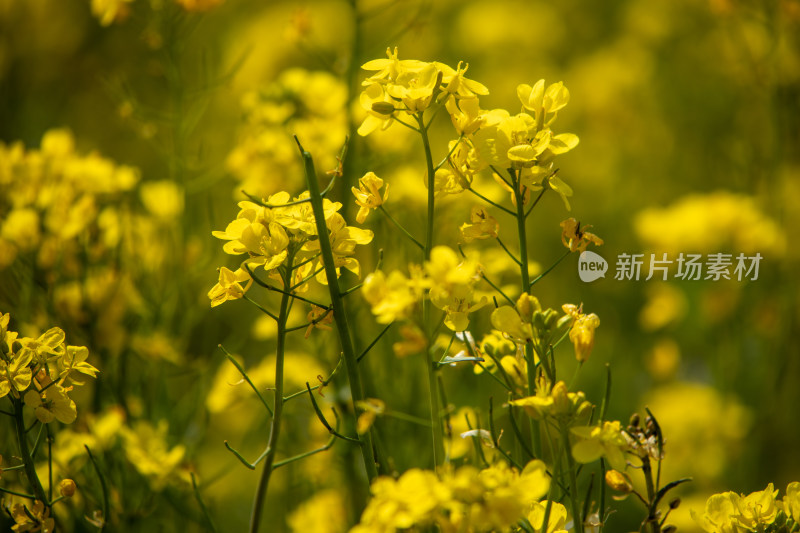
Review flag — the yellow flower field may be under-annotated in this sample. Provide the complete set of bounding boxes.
[2,1,799,531]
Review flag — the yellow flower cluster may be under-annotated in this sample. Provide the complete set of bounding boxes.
[227,69,348,199]
[491,293,551,346]
[121,419,191,491]
[471,81,579,208]
[510,378,592,424]
[0,129,138,271]
[644,382,752,486]
[210,191,373,305]
[362,246,486,332]
[0,312,98,424]
[634,190,786,256]
[358,48,488,135]
[288,489,348,533]
[351,460,551,533]
[693,482,800,532]
[357,48,578,206]
[570,420,630,472]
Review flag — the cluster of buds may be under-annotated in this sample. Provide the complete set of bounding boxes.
[625,412,666,461]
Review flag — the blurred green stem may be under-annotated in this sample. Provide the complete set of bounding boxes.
[559,421,584,533]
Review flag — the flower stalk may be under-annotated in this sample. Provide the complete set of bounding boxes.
[510,168,545,459]
[13,396,48,504]
[417,111,445,467]
[297,138,379,482]
[249,283,291,533]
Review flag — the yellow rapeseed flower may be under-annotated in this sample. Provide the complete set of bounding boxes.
[562,303,600,362]
[121,420,188,491]
[10,500,54,533]
[570,420,630,472]
[528,500,569,533]
[207,267,252,307]
[459,206,499,243]
[352,172,388,224]
[425,246,487,331]
[24,385,78,424]
[560,217,604,253]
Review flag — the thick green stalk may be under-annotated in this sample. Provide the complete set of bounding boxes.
[416,113,445,467]
[298,142,379,482]
[249,286,290,533]
[13,397,48,504]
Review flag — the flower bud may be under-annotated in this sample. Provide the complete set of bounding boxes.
[552,381,570,415]
[544,308,559,329]
[59,478,76,498]
[556,314,573,330]
[605,470,632,493]
[516,293,540,323]
[533,311,547,333]
[371,102,395,115]
[669,498,681,509]
[663,526,677,533]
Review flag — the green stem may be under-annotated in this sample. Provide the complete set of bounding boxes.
[513,170,530,290]
[84,445,108,532]
[642,456,661,533]
[598,459,607,533]
[384,410,432,427]
[191,473,219,533]
[416,112,445,468]
[417,113,436,260]
[496,236,522,266]
[13,397,47,504]
[248,284,290,533]
[0,486,36,499]
[541,442,564,533]
[467,187,516,216]
[529,250,571,289]
[560,422,585,533]
[378,205,424,250]
[297,138,379,482]
[511,168,543,459]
